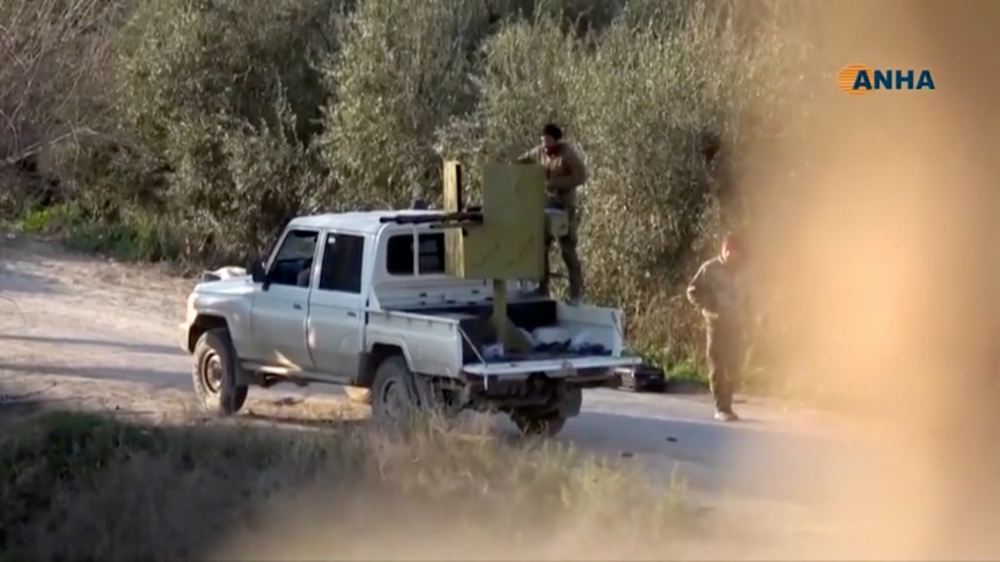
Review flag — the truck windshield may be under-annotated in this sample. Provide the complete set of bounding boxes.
[386,232,446,276]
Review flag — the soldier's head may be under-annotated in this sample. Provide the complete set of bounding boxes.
[542,123,563,151]
[721,231,742,263]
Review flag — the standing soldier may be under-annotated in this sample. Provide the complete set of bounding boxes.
[686,232,750,422]
[518,123,588,304]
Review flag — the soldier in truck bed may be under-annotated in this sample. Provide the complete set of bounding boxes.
[517,123,588,305]
[686,232,750,422]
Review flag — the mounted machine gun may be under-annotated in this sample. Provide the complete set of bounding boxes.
[380,161,569,355]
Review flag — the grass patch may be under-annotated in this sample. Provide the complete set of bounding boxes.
[669,359,705,384]
[0,410,701,561]
[13,203,181,263]
[630,343,708,386]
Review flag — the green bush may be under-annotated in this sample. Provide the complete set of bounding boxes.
[319,0,497,207]
[43,0,344,264]
[5,0,812,377]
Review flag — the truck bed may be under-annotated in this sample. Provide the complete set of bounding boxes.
[394,298,615,363]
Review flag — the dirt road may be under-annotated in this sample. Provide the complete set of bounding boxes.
[0,235,882,530]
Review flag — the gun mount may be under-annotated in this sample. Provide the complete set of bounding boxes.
[380,161,569,354]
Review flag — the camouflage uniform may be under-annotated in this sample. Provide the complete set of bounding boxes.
[518,142,588,300]
[686,256,750,414]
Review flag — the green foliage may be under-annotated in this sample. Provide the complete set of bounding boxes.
[44,0,343,264]
[319,0,495,207]
[114,0,341,144]
[5,0,813,376]
[14,202,180,262]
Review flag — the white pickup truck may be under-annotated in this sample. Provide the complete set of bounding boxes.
[179,210,641,436]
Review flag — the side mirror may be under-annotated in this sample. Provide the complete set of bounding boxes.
[250,258,267,284]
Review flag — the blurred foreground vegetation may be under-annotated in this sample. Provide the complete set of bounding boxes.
[0,409,703,560]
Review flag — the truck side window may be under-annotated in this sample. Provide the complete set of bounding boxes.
[268,229,318,287]
[386,233,446,276]
[319,233,365,294]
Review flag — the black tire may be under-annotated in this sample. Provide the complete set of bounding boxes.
[511,411,568,438]
[370,355,419,427]
[192,328,248,416]
[344,386,373,405]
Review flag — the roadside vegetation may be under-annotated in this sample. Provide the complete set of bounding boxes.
[0,409,705,560]
[0,0,814,385]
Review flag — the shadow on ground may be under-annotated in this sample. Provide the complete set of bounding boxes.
[0,263,64,295]
[0,399,45,433]
[0,361,184,390]
[0,334,184,357]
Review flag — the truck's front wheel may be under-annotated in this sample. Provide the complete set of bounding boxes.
[192,328,248,416]
[371,356,419,427]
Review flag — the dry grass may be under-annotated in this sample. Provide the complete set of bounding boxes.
[0,408,702,561]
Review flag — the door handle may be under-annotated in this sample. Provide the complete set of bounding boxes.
[293,303,302,310]
[347,311,357,318]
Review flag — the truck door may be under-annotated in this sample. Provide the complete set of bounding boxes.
[307,231,366,379]
[250,228,319,370]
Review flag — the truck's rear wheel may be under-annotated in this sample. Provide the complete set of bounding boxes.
[192,328,248,416]
[344,386,373,405]
[371,356,419,427]
[511,411,567,438]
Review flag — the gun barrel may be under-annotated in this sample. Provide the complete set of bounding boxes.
[379,211,483,225]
